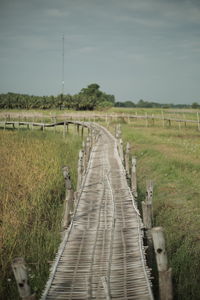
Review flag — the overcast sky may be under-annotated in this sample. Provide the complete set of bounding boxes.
[0,0,200,103]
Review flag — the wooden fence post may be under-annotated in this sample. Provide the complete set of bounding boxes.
[54,116,57,133]
[4,115,6,130]
[77,124,80,135]
[12,257,35,300]
[197,112,200,131]
[118,138,124,164]
[77,149,84,191]
[81,126,84,138]
[151,227,173,300]
[125,142,130,178]
[131,156,137,198]
[162,110,165,128]
[62,167,74,230]
[82,141,86,173]
[85,136,91,165]
[142,180,153,229]
[63,121,67,138]
[145,112,148,127]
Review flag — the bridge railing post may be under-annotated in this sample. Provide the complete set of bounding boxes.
[62,166,74,230]
[131,156,137,198]
[142,180,153,230]
[125,142,130,179]
[142,180,154,271]
[77,149,84,191]
[151,227,173,300]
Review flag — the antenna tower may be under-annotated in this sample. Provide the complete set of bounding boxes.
[62,34,64,95]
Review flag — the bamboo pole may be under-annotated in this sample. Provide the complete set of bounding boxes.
[131,156,137,198]
[151,227,173,300]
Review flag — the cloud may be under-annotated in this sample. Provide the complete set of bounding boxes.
[78,46,96,54]
[45,8,69,18]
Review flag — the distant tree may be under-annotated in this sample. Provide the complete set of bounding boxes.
[124,101,136,108]
[191,102,200,109]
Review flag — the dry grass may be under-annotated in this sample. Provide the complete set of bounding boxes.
[0,128,82,299]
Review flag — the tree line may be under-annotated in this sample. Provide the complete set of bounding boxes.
[0,83,199,110]
[115,99,200,109]
[0,84,115,110]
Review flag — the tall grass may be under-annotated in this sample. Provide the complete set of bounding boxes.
[119,123,200,299]
[0,128,82,299]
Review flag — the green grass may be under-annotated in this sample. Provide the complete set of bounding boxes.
[0,128,82,299]
[118,123,200,300]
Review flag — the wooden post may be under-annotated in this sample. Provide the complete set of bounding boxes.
[77,149,84,191]
[125,142,130,178]
[12,257,35,300]
[115,124,121,139]
[145,112,148,127]
[152,114,155,126]
[142,180,153,229]
[197,112,200,131]
[81,126,84,138]
[77,124,80,135]
[63,121,66,138]
[85,136,91,166]
[62,167,74,230]
[118,138,124,164]
[151,227,173,300]
[82,141,86,173]
[4,115,6,130]
[131,157,137,198]
[54,116,57,133]
[162,110,165,128]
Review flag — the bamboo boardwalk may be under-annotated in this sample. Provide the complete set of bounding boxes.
[41,124,153,300]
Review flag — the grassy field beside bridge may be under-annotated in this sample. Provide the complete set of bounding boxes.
[116,121,200,300]
[0,128,82,299]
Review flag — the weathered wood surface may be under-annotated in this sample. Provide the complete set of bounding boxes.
[40,123,153,300]
[151,227,173,300]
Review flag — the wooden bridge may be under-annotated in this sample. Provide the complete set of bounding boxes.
[1,120,154,299]
[41,123,153,300]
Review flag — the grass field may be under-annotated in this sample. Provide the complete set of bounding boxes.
[0,128,82,299]
[1,109,200,299]
[114,121,200,300]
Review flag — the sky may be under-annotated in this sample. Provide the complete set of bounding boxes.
[0,0,200,104]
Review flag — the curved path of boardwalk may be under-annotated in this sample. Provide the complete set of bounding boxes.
[40,123,153,300]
